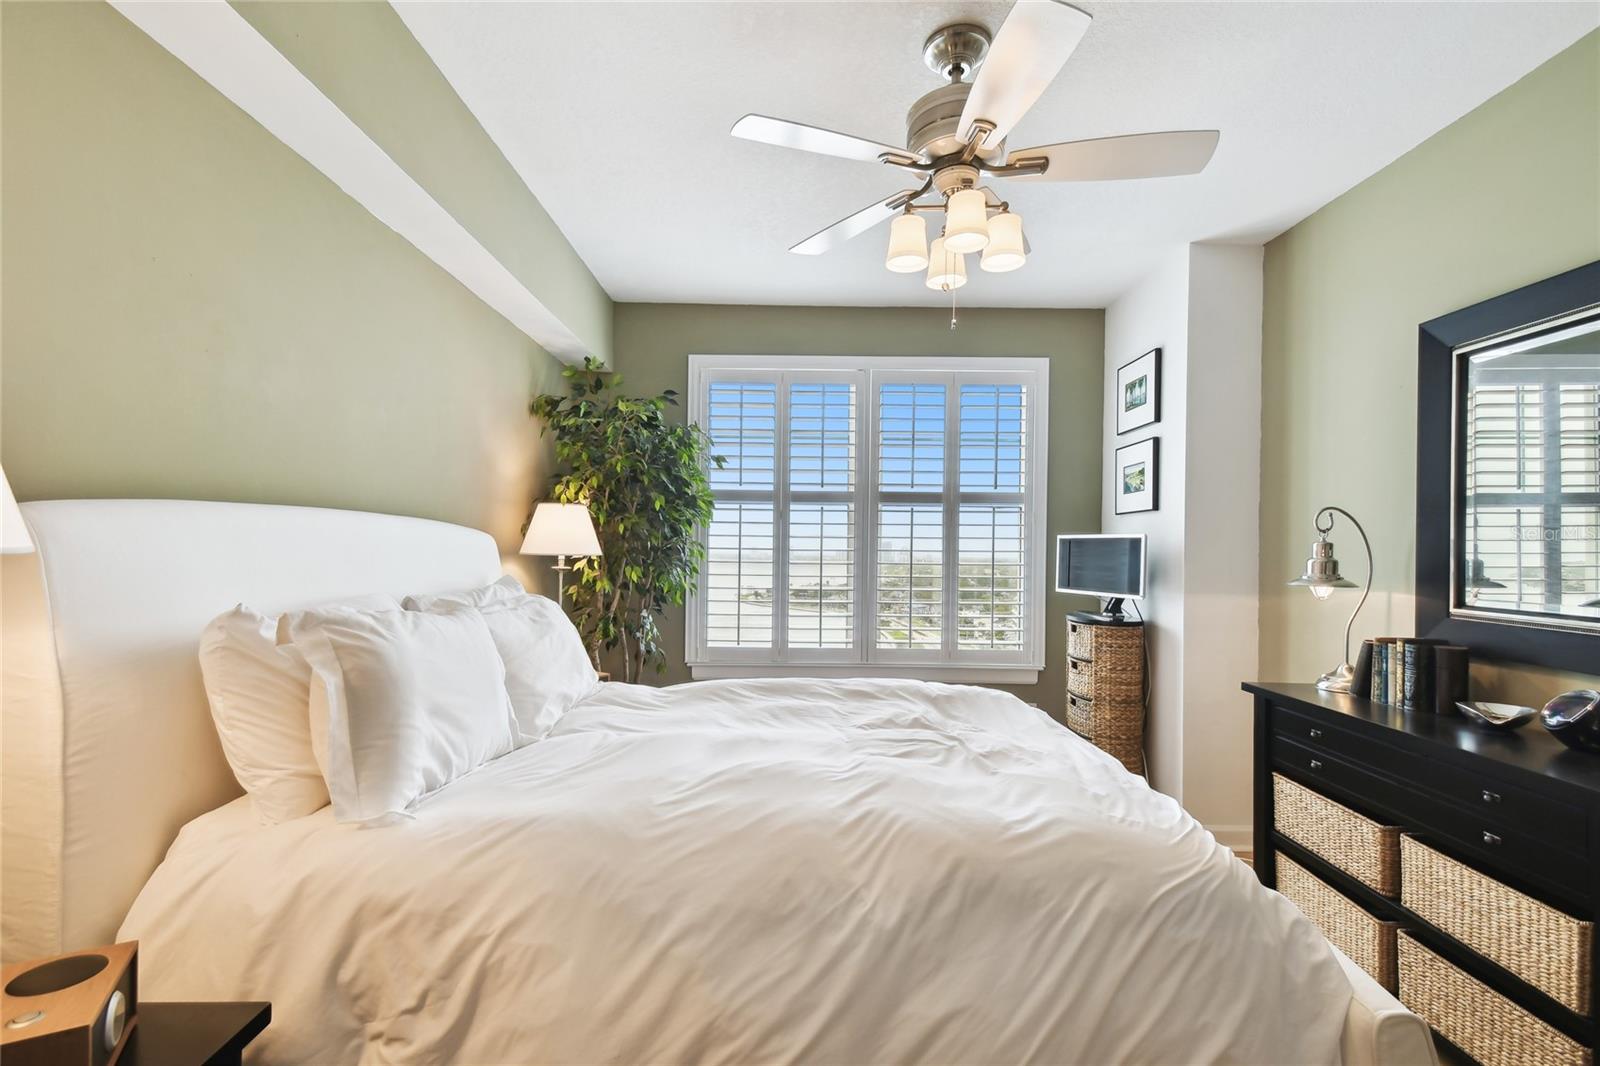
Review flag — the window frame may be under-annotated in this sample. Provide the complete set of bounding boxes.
[686,354,1049,683]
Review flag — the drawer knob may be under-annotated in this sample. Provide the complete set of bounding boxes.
[1482,831,1502,846]
[1309,728,1323,740]
[1309,759,1323,771]
[1481,789,1501,804]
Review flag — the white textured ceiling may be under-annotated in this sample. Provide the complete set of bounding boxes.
[396,1,1596,309]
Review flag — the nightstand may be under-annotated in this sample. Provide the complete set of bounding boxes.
[122,1002,270,1066]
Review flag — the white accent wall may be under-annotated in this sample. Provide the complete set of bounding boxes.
[1102,243,1264,849]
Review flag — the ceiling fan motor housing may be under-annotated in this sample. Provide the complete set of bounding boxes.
[906,84,1006,165]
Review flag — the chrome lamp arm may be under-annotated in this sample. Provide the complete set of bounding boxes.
[1316,505,1372,669]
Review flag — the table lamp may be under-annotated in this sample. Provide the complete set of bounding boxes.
[2,466,34,554]
[1287,505,1371,692]
[520,502,601,603]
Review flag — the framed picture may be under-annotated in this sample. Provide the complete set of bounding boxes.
[1116,348,1161,435]
[1114,438,1158,514]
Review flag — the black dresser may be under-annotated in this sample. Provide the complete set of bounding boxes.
[1245,682,1600,1066]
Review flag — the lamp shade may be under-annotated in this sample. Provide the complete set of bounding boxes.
[884,212,928,273]
[942,188,989,254]
[980,211,1026,273]
[924,236,967,291]
[520,502,601,557]
[1287,536,1357,600]
[1,466,32,554]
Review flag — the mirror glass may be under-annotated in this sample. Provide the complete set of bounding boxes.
[1456,310,1600,631]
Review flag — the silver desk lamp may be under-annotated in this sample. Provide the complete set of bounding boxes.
[1287,505,1371,693]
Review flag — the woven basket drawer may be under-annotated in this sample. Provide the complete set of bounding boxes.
[1398,932,1592,1066]
[1067,621,1094,660]
[1065,691,1094,738]
[1276,853,1398,991]
[1272,773,1401,896]
[1066,655,1095,699]
[1401,835,1593,1016]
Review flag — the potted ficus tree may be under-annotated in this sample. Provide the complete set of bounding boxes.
[531,359,722,682]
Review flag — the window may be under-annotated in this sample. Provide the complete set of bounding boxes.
[688,356,1048,681]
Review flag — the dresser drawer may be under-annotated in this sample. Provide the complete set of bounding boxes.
[1398,932,1593,1066]
[1277,852,1398,991]
[1272,771,1401,896]
[1274,706,1588,856]
[1402,835,1593,1016]
[1275,738,1589,904]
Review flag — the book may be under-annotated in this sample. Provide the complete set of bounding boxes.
[1388,640,1402,706]
[1371,641,1389,704]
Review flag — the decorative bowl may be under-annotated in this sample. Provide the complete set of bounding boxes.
[1541,690,1600,754]
[1455,701,1538,731]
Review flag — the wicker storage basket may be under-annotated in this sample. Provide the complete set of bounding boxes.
[1271,774,1402,896]
[1064,692,1143,776]
[1401,835,1593,1016]
[1276,853,1399,991]
[1066,655,1095,699]
[1067,620,1095,660]
[1398,932,1592,1066]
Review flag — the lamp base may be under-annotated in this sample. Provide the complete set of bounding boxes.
[1315,662,1355,693]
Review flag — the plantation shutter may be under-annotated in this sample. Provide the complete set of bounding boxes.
[689,356,1046,677]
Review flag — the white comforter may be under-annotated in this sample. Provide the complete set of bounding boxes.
[121,677,1350,1065]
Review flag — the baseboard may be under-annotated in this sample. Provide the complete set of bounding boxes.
[1207,824,1253,852]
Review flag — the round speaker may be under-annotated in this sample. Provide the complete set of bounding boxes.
[4,954,108,997]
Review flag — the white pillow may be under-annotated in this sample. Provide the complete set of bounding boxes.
[283,606,519,824]
[198,594,397,824]
[405,576,601,740]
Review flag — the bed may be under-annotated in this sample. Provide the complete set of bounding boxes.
[1,499,1436,1064]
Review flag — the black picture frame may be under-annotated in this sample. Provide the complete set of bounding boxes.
[1115,348,1161,435]
[1416,259,1600,673]
[1113,437,1158,514]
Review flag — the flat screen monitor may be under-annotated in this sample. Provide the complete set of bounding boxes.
[1054,533,1146,600]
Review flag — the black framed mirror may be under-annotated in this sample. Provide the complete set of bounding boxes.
[1417,260,1600,672]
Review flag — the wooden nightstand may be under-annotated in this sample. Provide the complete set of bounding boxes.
[122,1002,270,1066]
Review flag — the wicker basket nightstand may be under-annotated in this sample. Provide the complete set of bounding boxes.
[1064,617,1146,775]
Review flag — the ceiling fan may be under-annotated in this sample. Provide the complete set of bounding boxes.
[730,0,1219,289]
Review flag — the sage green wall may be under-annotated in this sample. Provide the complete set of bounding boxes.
[612,303,1105,720]
[232,0,611,365]
[1261,30,1600,704]
[0,0,562,580]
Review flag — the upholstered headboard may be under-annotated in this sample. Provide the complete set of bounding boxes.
[1,500,502,960]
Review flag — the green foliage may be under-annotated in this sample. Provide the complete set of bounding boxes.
[531,358,722,682]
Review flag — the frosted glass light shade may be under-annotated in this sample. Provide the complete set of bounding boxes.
[981,211,1026,273]
[943,188,990,254]
[521,502,602,557]
[885,213,928,273]
[924,236,967,291]
[1,467,32,554]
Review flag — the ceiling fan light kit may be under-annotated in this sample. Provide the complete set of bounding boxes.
[885,212,929,273]
[981,211,1027,273]
[925,236,967,291]
[730,0,1221,303]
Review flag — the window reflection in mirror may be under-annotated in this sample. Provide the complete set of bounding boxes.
[1457,310,1600,631]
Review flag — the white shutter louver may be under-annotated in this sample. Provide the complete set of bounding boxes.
[704,381,777,648]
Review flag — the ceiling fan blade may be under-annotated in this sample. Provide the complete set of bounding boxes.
[790,189,921,256]
[958,1,1091,148]
[1002,130,1220,182]
[731,115,927,166]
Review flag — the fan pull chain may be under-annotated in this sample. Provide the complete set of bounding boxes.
[949,277,958,331]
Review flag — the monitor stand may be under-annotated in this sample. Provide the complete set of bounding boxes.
[1067,598,1144,627]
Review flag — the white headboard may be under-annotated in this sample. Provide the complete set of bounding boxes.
[1,500,502,960]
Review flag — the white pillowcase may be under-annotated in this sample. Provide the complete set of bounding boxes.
[283,606,520,824]
[198,594,397,824]
[405,575,601,740]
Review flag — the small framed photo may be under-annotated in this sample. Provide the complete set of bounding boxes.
[1116,348,1161,435]
[1114,438,1158,514]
